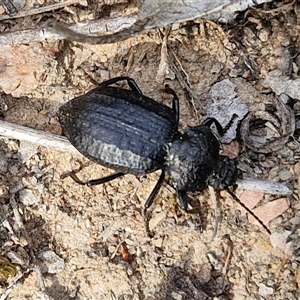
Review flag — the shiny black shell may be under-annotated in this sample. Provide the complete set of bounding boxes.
[58,86,177,174]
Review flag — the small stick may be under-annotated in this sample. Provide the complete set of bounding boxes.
[0,14,137,45]
[45,18,146,45]
[236,178,292,196]
[0,120,80,154]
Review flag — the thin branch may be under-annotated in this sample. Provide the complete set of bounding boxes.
[0,14,137,45]
[0,120,79,154]
[236,178,292,196]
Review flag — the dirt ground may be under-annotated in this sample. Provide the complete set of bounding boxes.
[1,0,300,299]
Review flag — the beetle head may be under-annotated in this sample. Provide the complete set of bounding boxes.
[209,155,238,190]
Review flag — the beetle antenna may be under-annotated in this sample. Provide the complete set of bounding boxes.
[223,113,238,134]
[225,188,271,235]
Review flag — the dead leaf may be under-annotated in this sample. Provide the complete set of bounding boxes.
[270,229,293,258]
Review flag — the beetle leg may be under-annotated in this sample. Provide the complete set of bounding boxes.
[63,171,125,186]
[178,191,202,214]
[143,170,165,215]
[202,118,224,135]
[86,172,125,186]
[60,171,86,185]
[203,114,238,135]
[177,190,188,211]
[164,85,179,128]
[177,191,204,231]
[223,113,238,134]
[99,76,143,94]
[126,78,143,94]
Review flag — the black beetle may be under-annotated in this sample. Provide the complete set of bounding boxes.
[58,77,237,214]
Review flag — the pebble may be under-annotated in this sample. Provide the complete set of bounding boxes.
[258,283,274,296]
[258,29,269,42]
[100,55,108,63]
[153,238,163,248]
[171,292,182,300]
[38,250,65,274]
[7,250,28,267]
[279,169,292,181]
[19,189,39,205]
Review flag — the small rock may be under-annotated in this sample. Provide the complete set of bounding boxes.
[221,141,240,159]
[258,29,269,42]
[99,69,110,81]
[290,212,300,226]
[258,283,274,296]
[278,169,292,181]
[148,211,167,231]
[239,190,264,216]
[247,197,290,227]
[0,6,5,15]
[18,141,38,163]
[153,238,163,248]
[270,229,293,258]
[100,55,108,63]
[38,250,65,274]
[19,189,39,205]
[206,79,249,143]
[7,249,29,267]
[262,69,300,100]
[171,291,182,300]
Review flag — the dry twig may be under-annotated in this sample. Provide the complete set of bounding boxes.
[0,120,79,154]
[0,14,136,45]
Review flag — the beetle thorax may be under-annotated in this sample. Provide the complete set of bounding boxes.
[165,125,221,192]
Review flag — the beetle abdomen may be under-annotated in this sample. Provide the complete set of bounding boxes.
[58,86,177,174]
